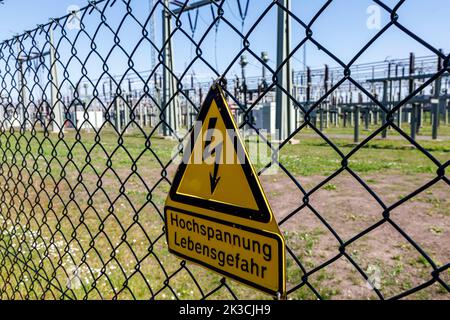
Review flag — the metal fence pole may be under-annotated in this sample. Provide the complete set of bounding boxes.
[432,53,443,140]
[275,0,291,141]
[161,0,175,137]
[50,27,64,133]
[324,64,329,129]
[381,80,388,138]
[16,46,27,133]
[115,95,121,133]
[397,70,402,129]
[409,52,417,141]
[354,105,359,143]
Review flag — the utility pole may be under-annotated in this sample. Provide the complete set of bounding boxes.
[306,67,312,127]
[149,0,157,71]
[432,51,443,140]
[50,26,64,133]
[161,0,176,136]
[381,80,388,138]
[261,51,269,87]
[275,0,291,141]
[240,54,249,127]
[17,36,52,133]
[409,52,417,141]
[16,41,27,133]
[324,64,329,129]
[397,63,402,128]
[115,94,121,133]
[83,83,89,104]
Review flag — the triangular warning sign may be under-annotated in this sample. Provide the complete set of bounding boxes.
[164,83,285,297]
[169,86,270,222]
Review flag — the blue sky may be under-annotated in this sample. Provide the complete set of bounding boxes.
[0,0,448,88]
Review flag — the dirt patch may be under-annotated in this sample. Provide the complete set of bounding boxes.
[261,172,449,300]
[2,159,448,299]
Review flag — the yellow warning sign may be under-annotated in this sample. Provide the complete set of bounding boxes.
[164,83,285,297]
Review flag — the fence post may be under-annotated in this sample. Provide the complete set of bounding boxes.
[114,95,121,133]
[16,43,27,133]
[409,52,417,141]
[324,64,329,129]
[319,106,324,131]
[50,26,64,133]
[397,74,402,129]
[125,94,130,133]
[275,0,291,141]
[381,80,388,138]
[161,0,176,137]
[139,99,144,128]
[339,109,343,127]
[432,52,443,140]
[144,103,149,127]
[354,105,359,143]
[364,108,370,130]
[445,100,449,126]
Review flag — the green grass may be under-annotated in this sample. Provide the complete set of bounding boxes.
[278,134,449,177]
[0,124,449,300]
[0,127,270,300]
[323,184,337,191]
[2,124,448,179]
[303,121,450,138]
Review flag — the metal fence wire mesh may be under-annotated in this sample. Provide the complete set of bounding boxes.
[0,0,449,300]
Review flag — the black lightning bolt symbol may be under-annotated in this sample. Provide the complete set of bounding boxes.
[203,117,223,194]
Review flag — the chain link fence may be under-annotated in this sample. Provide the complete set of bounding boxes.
[0,0,448,300]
